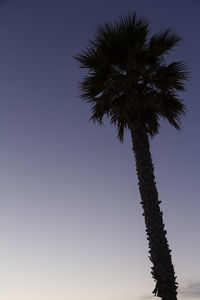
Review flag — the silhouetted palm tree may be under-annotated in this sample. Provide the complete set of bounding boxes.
[75,13,188,300]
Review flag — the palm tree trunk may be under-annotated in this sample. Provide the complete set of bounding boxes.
[131,127,178,300]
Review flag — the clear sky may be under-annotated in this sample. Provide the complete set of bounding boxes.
[0,0,199,299]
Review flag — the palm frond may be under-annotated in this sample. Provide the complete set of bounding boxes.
[158,93,186,129]
[149,28,182,57]
[154,61,189,91]
[89,95,110,124]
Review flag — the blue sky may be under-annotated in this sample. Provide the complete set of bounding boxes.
[0,0,199,299]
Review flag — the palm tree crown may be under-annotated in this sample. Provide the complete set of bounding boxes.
[75,13,188,141]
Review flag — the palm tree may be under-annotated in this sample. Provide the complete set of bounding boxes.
[75,13,188,300]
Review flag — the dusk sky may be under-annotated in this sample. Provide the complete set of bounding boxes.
[0,1,199,299]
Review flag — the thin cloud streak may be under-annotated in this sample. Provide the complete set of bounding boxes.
[137,292,154,300]
[138,280,200,300]
[180,281,200,299]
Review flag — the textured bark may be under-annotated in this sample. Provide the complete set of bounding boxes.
[131,127,178,300]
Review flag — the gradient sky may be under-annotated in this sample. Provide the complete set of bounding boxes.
[0,1,199,299]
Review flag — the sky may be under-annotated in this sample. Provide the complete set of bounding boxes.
[0,0,199,299]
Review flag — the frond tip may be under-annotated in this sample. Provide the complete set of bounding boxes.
[149,28,182,57]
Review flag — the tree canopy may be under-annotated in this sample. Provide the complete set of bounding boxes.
[75,13,188,141]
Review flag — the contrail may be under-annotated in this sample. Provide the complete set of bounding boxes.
[27,142,68,160]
